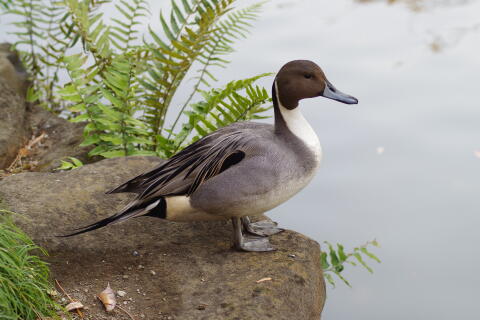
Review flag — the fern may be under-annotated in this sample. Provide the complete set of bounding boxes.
[110,0,149,50]
[195,2,264,87]
[7,0,47,103]
[59,52,153,158]
[141,0,240,149]
[6,0,74,113]
[169,2,264,138]
[4,0,268,158]
[65,0,113,70]
[0,0,12,10]
[167,73,272,155]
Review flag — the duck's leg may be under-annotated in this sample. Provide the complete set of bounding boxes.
[241,216,284,237]
[232,217,275,252]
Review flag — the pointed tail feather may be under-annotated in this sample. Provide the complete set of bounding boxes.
[58,198,166,237]
[105,181,142,194]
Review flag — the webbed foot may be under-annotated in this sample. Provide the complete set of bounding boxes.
[241,217,284,237]
[236,234,276,252]
[232,217,276,252]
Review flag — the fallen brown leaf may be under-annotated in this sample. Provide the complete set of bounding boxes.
[98,283,116,312]
[65,301,84,312]
[55,279,83,318]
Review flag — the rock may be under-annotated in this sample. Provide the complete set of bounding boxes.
[117,290,127,297]
[0,156,326,319]
[0,43,91,172]
[0,43,28,169]
[0,43,29,96]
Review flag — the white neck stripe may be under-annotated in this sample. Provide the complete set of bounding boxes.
[274,81,321,156]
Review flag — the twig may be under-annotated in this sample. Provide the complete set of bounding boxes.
[6,131,46,172]
[55,279,84,318]
[117,305,136,320]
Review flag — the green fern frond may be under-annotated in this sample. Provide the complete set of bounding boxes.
[141,0,237,149]
[60,52,153,158]
[170,72,272,154]
[196,2,264,86]
[0,0,12,10]
[168,2,264,137]
[65,0,112,69]
[4,0,268,160]
[110,0,149,50]
[6,0,74,113]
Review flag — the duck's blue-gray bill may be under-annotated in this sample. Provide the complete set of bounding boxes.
[322,80,358,104]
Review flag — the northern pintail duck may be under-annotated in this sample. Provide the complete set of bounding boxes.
[65,60,358,251]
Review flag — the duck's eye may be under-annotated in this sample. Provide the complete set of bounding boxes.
[304,74,312,79]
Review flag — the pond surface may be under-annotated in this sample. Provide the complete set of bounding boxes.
[215,1,480,319]
[2,0,480,319]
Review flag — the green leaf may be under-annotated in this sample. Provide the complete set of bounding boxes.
[79,134,101,146]
[320,252,330,270]
[68,157,84,167]
[337,244,347,263]
[70,113,90,123]
[100,134,124,145]
[99,149,127,158]
[56,160,75,171]
[160,12,175,41]
[353,252,373,273]
[324,273,335,288]
[360,247,381,263]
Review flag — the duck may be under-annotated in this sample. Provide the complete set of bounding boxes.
[63,60,358,252]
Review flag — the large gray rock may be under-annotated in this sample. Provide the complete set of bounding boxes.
[0,43,91,172]
[0,156,326,320]
[0,43,28,169]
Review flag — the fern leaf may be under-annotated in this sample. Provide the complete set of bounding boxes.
[169,73,272,154]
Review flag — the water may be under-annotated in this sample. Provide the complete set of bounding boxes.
[240,1,480,319]
[2,1,480,318]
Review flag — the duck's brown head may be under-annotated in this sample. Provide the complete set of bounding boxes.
[274,60,358,109]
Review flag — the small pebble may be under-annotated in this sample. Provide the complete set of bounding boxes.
[138,264,144,269]
[117,290,127,297]
[123,275,129,279]
[288,254,296,258]
[150,270,156,276]
[84,288,89,293]
[132,250,139,256]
